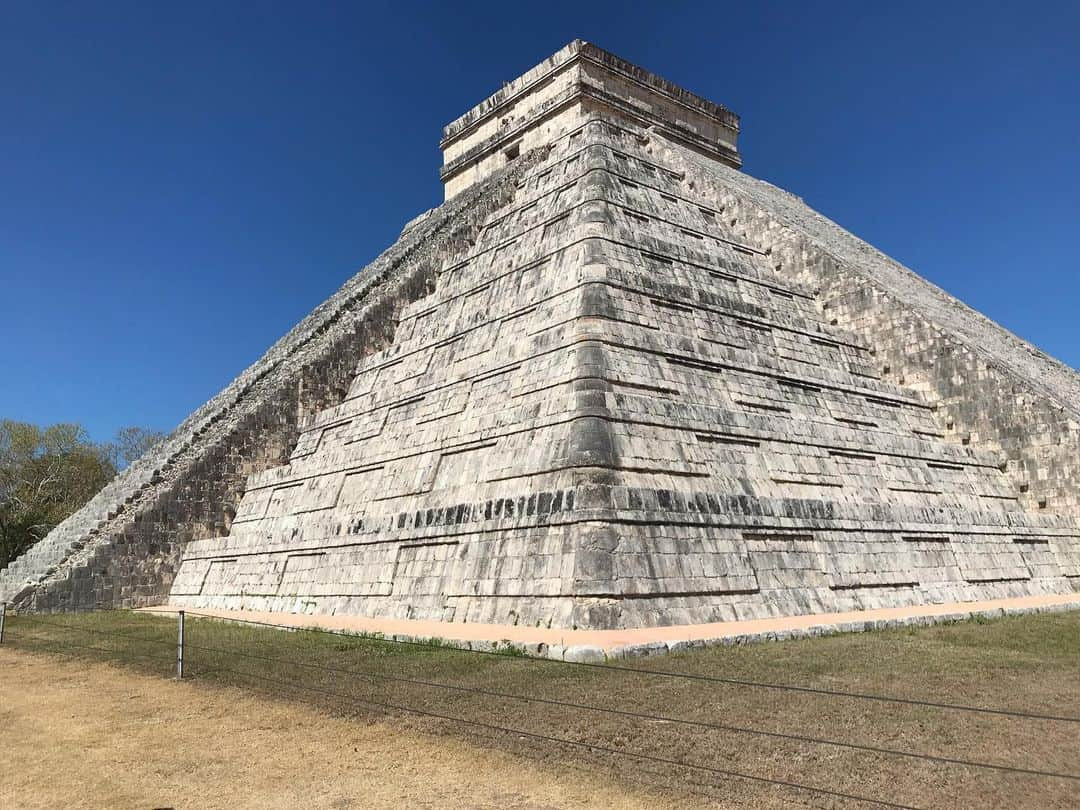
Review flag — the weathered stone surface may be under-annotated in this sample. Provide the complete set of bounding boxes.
[5,41,1079,631]
[440,40,740,199]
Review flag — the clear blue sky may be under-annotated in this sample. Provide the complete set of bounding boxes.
[3,2,1077,443]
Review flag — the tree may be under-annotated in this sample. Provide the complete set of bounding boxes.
[101,425,166,470]
[0,420,117,569]
[0,420,171,570]
[0,420,167,569]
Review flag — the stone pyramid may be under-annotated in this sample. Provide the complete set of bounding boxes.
[5,41,1079,631]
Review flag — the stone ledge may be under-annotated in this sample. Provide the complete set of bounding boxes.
[441,40,738,146]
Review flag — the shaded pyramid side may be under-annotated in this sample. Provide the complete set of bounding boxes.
[660,126,1080,520]
[171,119,1080,629]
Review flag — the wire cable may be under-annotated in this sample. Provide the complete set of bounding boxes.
[12,614,176,648]
[11,613,1068,780]
[6,630,174,666]
[192,660,922,810]
[180,637,1079,782]
[177,610,1080,724]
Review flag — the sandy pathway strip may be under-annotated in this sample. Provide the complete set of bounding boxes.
[0,648,695,810]
[142,592,1080,653]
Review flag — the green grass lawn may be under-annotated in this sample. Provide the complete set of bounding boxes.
[5,608,1079,809]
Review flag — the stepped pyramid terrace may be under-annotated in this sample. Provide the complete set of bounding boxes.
[3,41,1079,647]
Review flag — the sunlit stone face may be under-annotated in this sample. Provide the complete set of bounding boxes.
[439,40,741,199]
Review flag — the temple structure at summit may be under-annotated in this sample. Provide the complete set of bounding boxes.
[4,41,1078,636]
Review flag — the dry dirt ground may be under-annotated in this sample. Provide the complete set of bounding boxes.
[3,610,1079,809]
[0,649,682,810]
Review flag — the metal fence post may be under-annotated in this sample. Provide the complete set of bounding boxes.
[0,602,6,645]
[176,610,185,680]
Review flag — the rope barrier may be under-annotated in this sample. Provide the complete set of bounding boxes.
[6,629,175,665]
[178,636,1080,781]
[176,610,1080,724]
[194,660,923,810]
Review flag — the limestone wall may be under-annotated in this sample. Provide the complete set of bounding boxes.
[168,120,1079,630]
